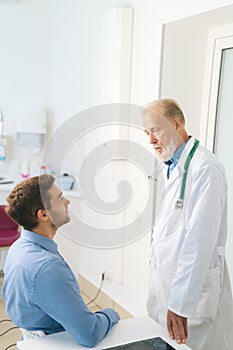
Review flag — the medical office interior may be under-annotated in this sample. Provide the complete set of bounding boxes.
[1,0,233,348]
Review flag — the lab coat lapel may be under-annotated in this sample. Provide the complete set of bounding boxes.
[165,137,196,188]
[166,165,181,187]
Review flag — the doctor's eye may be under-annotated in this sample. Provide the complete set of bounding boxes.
[152,128,160,136]
[144,129,160,137]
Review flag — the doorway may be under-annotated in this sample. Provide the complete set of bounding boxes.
[208,35,233,286]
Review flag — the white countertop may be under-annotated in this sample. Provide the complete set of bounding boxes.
[0,182,15,191]
[0,182,81,195]
[0,182,15,204]
[0,182,82,205]
[63,189,82,198]
[17,316,191,350]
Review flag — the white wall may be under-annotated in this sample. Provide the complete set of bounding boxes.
[1,0,233,316]
[160,4,233,138]
[46,0,163,127]
[161,23,208,136]
[0,0,51,172]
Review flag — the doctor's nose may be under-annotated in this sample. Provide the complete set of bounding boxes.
[148,132,157,144]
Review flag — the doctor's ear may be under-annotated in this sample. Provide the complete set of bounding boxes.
[173,117,183,130]
[37,209,48,221]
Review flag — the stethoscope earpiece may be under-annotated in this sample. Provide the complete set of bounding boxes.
[148,175,158,182]
[148,165,165,182]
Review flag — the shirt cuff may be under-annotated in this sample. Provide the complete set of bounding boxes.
[96,308,120,327]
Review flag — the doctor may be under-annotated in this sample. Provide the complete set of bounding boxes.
[143,98,233,350]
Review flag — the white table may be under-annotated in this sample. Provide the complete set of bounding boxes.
[17,316,191,350]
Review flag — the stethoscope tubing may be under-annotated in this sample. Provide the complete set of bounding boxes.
[179,139,200,203]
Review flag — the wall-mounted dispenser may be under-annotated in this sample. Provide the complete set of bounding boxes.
[17,106,47,151]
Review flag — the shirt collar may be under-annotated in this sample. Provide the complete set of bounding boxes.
[21,229,58,254]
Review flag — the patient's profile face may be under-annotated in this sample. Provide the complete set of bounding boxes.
[46,184,70,228]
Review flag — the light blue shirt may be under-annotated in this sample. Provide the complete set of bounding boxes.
[165,138,190,178]
[2,230,119,347]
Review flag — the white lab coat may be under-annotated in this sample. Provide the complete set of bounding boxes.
[147,137,233,350]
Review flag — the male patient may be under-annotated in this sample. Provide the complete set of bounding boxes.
[2,174,119,347]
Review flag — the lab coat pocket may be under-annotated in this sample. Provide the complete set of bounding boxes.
[193,267,220,318]
[160,209,185,236]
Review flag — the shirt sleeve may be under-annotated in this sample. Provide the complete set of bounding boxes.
[33,258,119,347]
[168,161,227,317]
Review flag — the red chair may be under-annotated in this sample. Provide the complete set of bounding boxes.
[0,205,20,249]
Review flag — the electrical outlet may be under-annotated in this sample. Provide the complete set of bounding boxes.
[97,270,105,281]
[104,271,113,282]
[97,269,113,282]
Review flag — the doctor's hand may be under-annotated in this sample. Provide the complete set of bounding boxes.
[167,309,188,344]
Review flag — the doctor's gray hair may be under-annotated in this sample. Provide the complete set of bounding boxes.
[144,98,186,124]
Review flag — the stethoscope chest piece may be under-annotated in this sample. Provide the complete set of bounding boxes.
[175,199,183,210]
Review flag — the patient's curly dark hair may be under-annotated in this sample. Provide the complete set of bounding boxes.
[5,174,55,230]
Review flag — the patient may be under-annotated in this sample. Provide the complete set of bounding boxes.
[2,174,119,347]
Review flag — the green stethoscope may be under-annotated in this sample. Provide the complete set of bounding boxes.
[148,139,200,209]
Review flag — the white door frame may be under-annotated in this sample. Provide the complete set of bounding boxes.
[200,23,233,149]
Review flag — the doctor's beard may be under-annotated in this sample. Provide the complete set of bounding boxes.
[156,138,178,162]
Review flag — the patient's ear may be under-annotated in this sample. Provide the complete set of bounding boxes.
[37,209,48,222]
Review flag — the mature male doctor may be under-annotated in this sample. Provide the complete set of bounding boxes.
[143,98,233,350]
